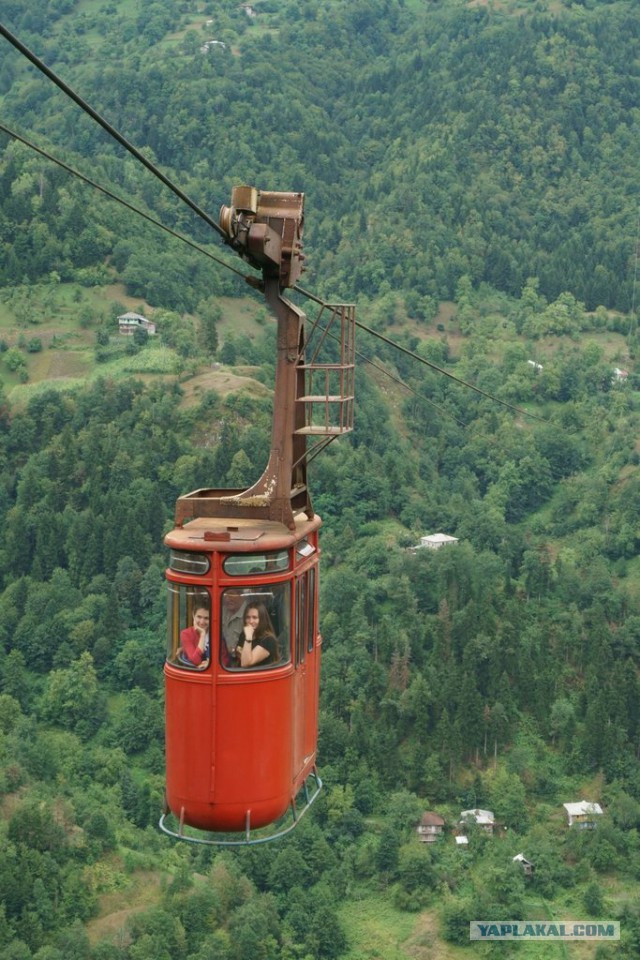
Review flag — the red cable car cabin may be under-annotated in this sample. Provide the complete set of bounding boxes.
[160,187,355,842]
[164,519,321,834]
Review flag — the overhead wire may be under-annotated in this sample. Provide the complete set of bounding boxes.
[300,297,466,428]
[0,22,548,427]
[357,352,467,428]
[0,113,467,425]
[354,317,549,424]
[0,121,250,282]
[3,122,465,426]
[0,21,228,242]
[296,285,548,424]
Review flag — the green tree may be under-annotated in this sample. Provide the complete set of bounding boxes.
[39,653,106,738]
[226,449,253,486]
[227,896,280,960]
[111,688,163,755]
[396,845,436,899]
[7,801,68,856]
[375,825,401,878]
[583,881,605,916]
[133,326,149,347]
[441,896,477,945]
[307,902,348,959]
[197,297,221,355]
[4,346,27,373]
[488,767,530,832]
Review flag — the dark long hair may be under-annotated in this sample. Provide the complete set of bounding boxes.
[243,602,280,660]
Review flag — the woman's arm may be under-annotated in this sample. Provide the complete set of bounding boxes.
[180,627,208,666]
[240,635,273,667]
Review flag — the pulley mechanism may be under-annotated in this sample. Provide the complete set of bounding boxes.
[219,185,305,289]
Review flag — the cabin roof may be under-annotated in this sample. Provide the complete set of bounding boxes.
[165,514,322,551]
[563,801,603,817]
[460,808,494,824]
[420,811,445,826]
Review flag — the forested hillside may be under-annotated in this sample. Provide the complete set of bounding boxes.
[1,0,640,311]
[2,0,640,958]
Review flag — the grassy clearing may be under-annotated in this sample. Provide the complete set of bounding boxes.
[338,896,478,960]
[102,345,183,376]
[85,867,166,947]
[8,378,87,407]
[178,368,272,407]
[216,295,268,339]
[339,896,425,960]
[339,892,621,960]
[0,280,270,403]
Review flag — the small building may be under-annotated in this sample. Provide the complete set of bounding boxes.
[200,39,226,53]
[563,801,603,829]
[455,835,469,846]
[460,808,495,834]
[417,811,445,843]
[612,367,629,383]
[513,853,535,877]
[118,312,156,336]
[527,360,543,372]
[415,533,459,551]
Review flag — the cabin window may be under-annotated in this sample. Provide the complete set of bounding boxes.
[168,550,210,575]
[223,550,289,576]
[307,567,316,653]
[296,576,306,665]
[295,569,316,660]
[296,538,316,561]
[222,582,291,670]
[167,584,211,671]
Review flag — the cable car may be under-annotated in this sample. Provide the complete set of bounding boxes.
[160,187,355,843]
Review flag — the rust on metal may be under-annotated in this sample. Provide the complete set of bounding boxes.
[175,187,354,531]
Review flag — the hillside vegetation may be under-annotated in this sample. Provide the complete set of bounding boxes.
[1,1,640,959]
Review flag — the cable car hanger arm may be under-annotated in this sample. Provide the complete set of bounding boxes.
[175,186,355,531]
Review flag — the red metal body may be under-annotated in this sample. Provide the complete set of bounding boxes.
[164,517,321,833]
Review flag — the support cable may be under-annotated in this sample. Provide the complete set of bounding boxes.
[0,122,472,427]
[295,285,549,424]
[0,22,550,426]
[0,21,228,241]
[0,121,250,281]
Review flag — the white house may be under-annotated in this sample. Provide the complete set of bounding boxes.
[563,801,603,828]
[117,312,156,336]
[200,39,226,53]
[415,533,459,551]
[527,360,543,372]
[460,808,495,834]
[612,367,629,383]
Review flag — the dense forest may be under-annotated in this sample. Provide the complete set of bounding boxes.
[2,0,640,958]
[1,0,640,313]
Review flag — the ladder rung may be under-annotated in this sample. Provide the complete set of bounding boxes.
[297,395,353,403]
[295,426,353,436]
[298,364,355,371]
